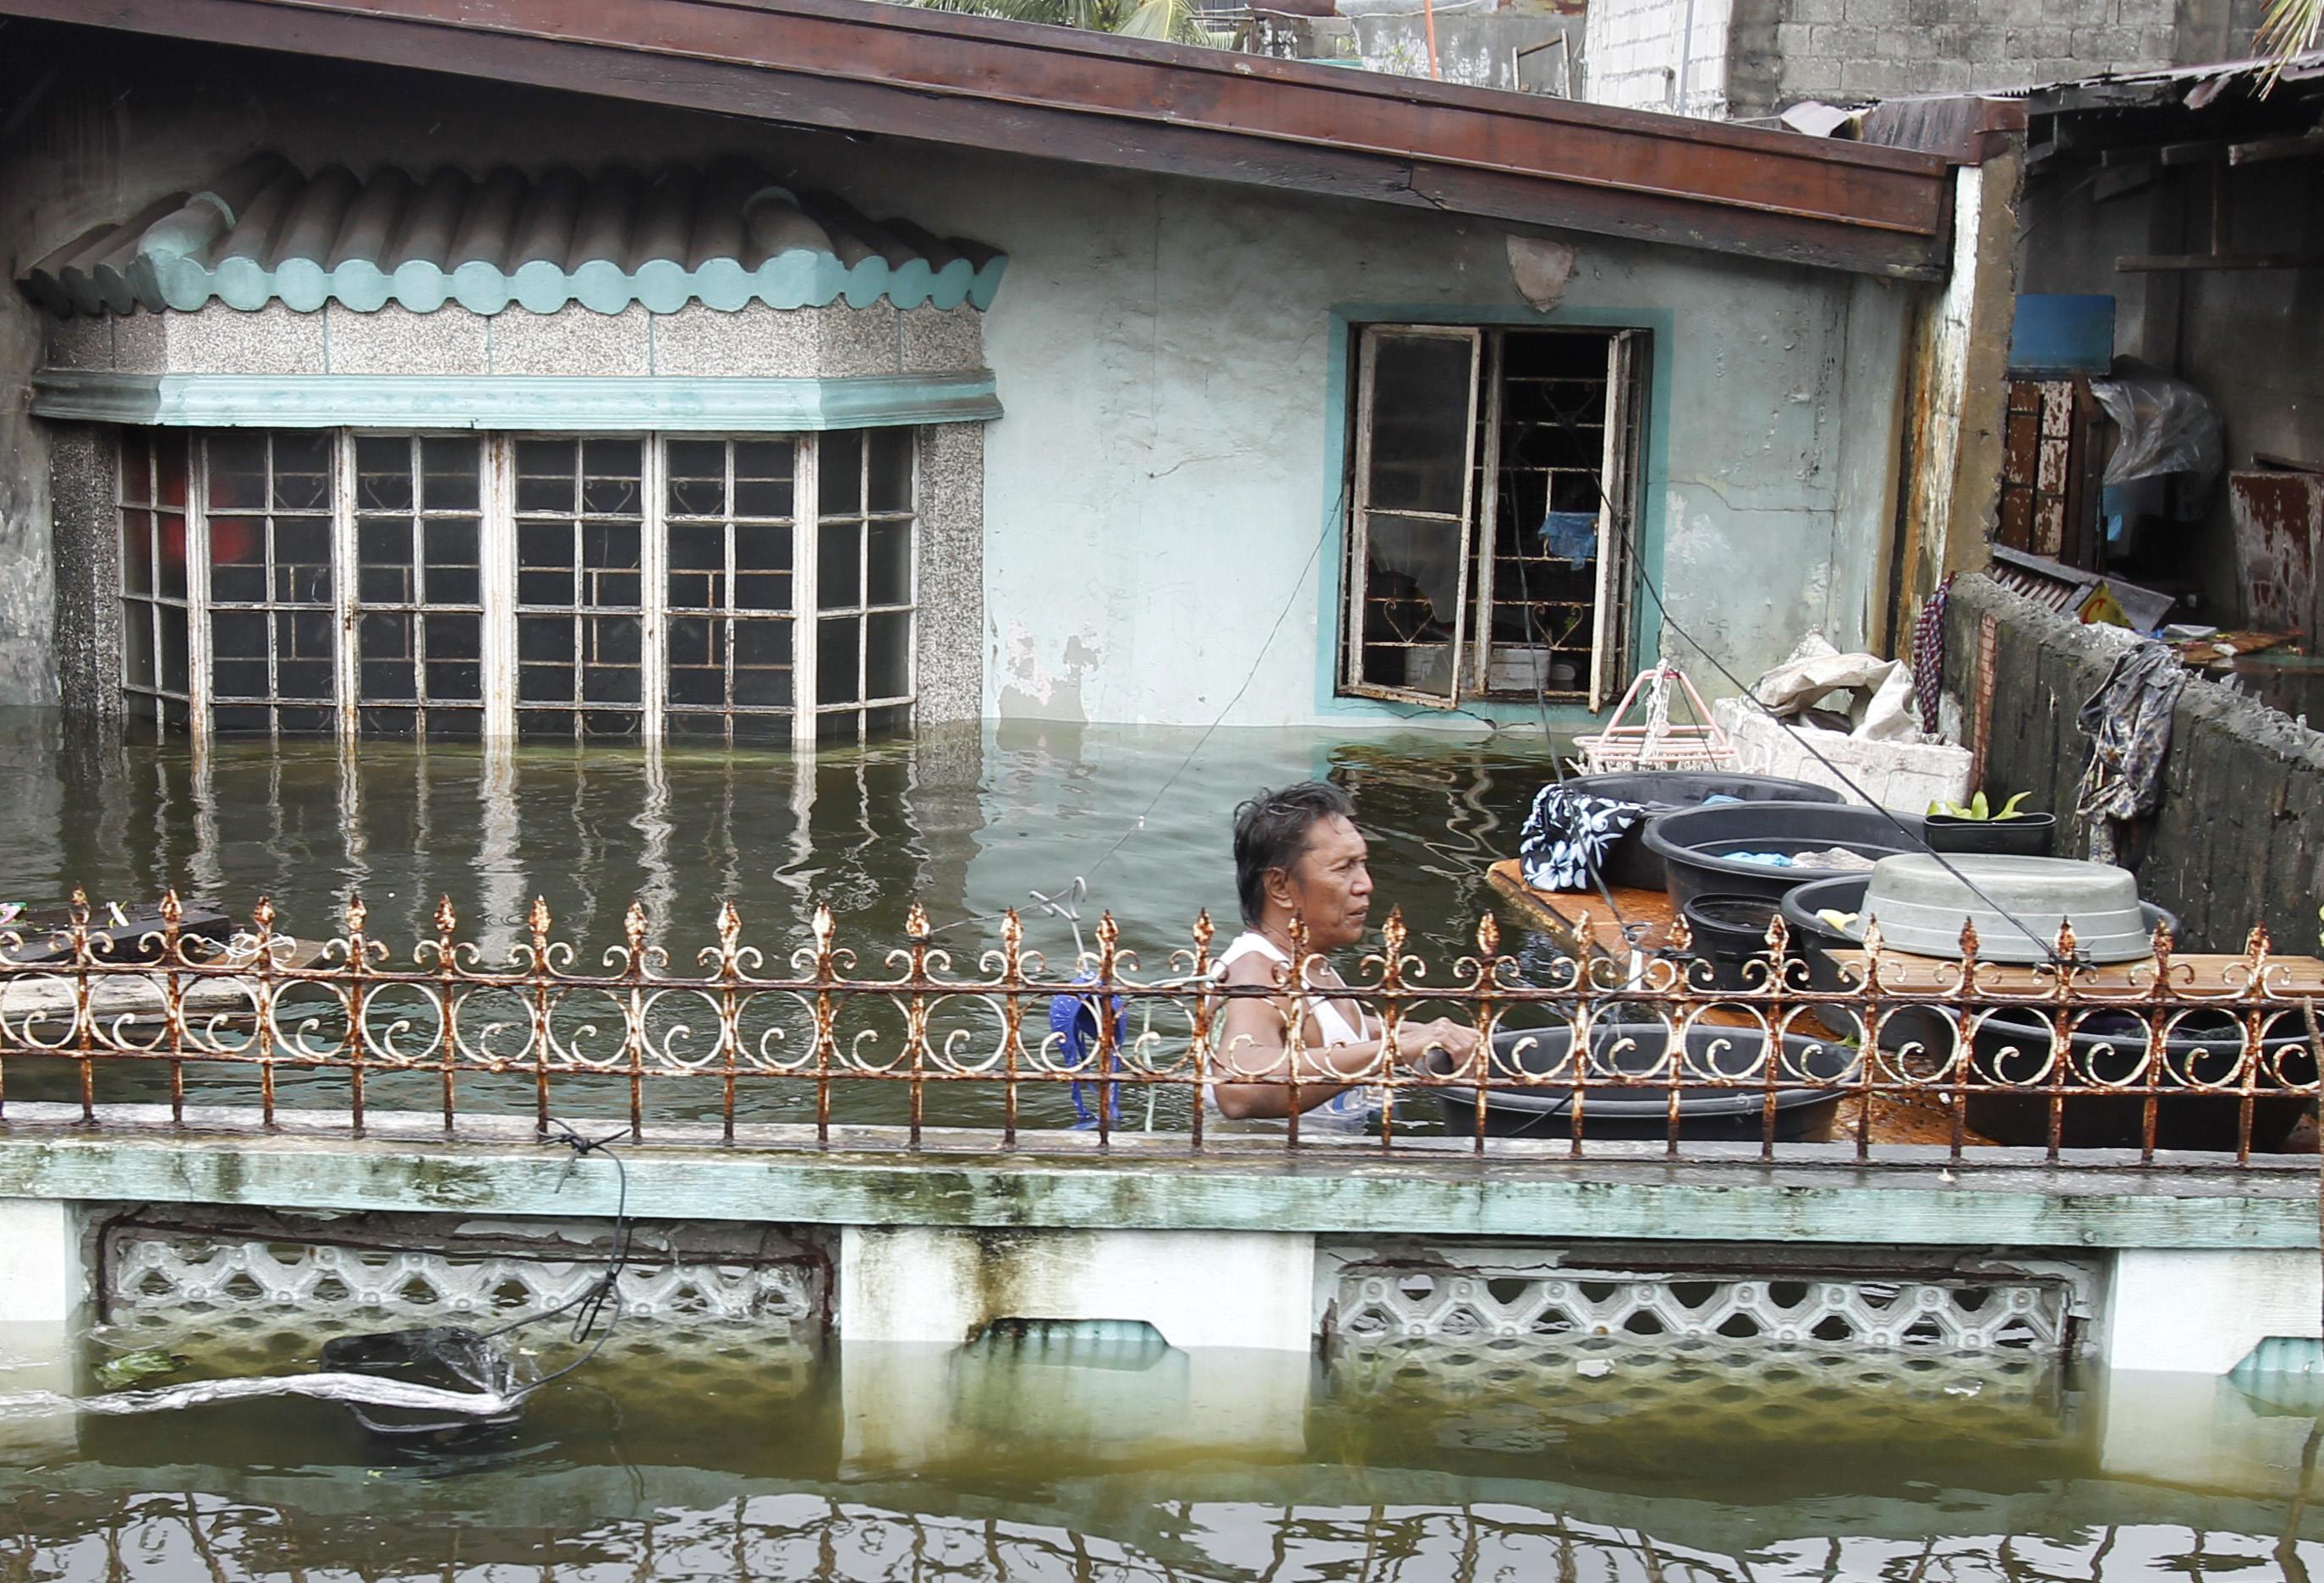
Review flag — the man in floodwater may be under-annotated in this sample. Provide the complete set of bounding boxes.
[1211,781,1480,1126]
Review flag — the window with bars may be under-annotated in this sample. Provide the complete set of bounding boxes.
[117,429,918,744]
[118,431,193,732]
[1340,325,1645,712]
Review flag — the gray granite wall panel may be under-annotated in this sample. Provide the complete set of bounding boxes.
[48,425,121,723]
[914,423,984,726]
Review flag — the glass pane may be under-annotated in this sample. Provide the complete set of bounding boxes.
[208,512,266,604]
[356,437,415,512]
[583,614,643,704]
[156,514,188,601]
[518,521,573,607]
[157,604,189,695]
[212,704,266,734]
[1366,331,1476,518]
[156,434,189,511]
[666,616,725,708]
[1356,511,1466,699]
[818,431,862,518]
[867,427,913,514]
[425,612,483,704]
[274,610,335,701]
[816,615,860,706]
[818,521,861,610]
[515,441,577,513]
[211,610,267,700]
[582,522,642,608]
[271,434,332,511]
[359,611,418,702]
[518,616,574,703]
[122,604,155,690]
[425,519,480,606]
[665,440,726,518]
[864,609,910,701]
[733,619,792,709]
[735,440,795,519]
[273,518,333,605]
[865,520,911,607]
[666,523,724,611]
[421,438,480,512]
[359,518,416,605]
[121,511,154,597]
[206,435,268,511]
[119,440,154,508]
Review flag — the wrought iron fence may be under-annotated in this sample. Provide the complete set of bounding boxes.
[0,890,2316,1166]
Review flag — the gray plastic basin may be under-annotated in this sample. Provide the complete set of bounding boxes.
[1845,853,2157,964]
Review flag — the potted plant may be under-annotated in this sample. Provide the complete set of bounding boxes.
[1922,792,2056,857]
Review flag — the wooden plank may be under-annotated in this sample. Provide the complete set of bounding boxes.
[0,0,1958,280]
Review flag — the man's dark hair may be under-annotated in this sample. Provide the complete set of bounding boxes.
[1232,781,1357,927]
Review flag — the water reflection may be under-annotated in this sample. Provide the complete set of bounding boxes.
[1,1332,2317,1580]
[0,711,1585,1130]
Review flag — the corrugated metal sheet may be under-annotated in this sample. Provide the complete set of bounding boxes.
[19,153,1009,318]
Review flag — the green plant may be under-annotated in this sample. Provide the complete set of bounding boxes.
[1925,792,2035,821]
[896,0,1225,44]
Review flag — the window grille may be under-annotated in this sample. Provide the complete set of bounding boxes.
[1341,324,1644,712]
[116,431,193,734]
[118,430,918,746]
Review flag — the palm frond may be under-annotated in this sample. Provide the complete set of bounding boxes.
[2258,0,2322,90]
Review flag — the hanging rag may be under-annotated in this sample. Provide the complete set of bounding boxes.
[1910,574,1954,737]
[1519,785,1644,893]
[2075,639,2185,865]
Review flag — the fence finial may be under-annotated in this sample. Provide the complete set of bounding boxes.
[624,899,648,953]
[434,895,458,937]
[527,896,552,942]
[345,893,367,935]
[159,890,182,928]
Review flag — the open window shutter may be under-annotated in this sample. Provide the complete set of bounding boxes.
[1345,326,1483,706]
[1588,330,1642,712]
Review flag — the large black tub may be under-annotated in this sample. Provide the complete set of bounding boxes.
[1426,1022,1855,1142]
[1559,771,1843,890]
[1642,802,1927,912]
[1964,1010,2315,1153]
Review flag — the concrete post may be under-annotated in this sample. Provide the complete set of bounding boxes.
[0,1198,86,1325]
[838,1226,1316,1351]
[2102,1248,2322,1375]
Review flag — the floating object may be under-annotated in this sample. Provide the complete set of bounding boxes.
[1556,770,1841,890]
[316,1325,527,1442]
[1570,665,1735,775]
[3,900,233,967]
[1854,854,2163,965]
[0,936,328,1029]
[1643,802,1928,911]
[1425,1023,1854,1142]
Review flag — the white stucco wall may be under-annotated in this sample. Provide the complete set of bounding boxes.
[1581,0,1739,115]
[8,51,1915,732]
[891,157,1912,728]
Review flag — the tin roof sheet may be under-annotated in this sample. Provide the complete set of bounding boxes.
[19,153,1009,318]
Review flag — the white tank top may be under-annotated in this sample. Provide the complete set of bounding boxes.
[1208,930,1374,1131]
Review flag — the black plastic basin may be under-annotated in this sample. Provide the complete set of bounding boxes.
[1924,813,2056,859]
[1427,1022,1856,1142]
[1678,893,1788,992]
[1642,802,1928,912]
[1559,771,1843,890]
[1964,1009,2315,1153]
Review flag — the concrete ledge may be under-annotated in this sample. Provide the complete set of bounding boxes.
[0,1105,2310,1249]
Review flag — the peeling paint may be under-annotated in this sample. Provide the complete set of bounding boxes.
[996,623,1099,725]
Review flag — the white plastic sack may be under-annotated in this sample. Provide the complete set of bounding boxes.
[1749,633,1920,741]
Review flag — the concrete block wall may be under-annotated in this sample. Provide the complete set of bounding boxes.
[1772,0,2181,107]
[1941,573,2324,953]
[1587,0,2268,117]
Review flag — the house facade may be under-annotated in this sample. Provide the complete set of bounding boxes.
[0,0,1999,740]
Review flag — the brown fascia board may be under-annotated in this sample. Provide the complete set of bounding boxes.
[3,0,1958,279]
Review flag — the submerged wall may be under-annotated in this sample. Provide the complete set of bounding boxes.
[0,28,1915,730]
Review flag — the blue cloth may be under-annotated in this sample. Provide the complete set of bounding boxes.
[1050,984,1126,1130]
[1538,511,1599,568]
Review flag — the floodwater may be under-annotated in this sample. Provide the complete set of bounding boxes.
[0,709,1575,1131]
[0,1325,2318,1580]
[3,710,2318,1580]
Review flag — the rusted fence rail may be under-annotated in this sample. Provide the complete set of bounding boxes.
[0,890,2316,1166]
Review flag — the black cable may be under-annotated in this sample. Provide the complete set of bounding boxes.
[1589,479,2075,968]
[481,1120,634,1400]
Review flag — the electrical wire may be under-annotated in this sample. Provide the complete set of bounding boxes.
[485,1120,634,1400]
[1589,479,2076,967]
